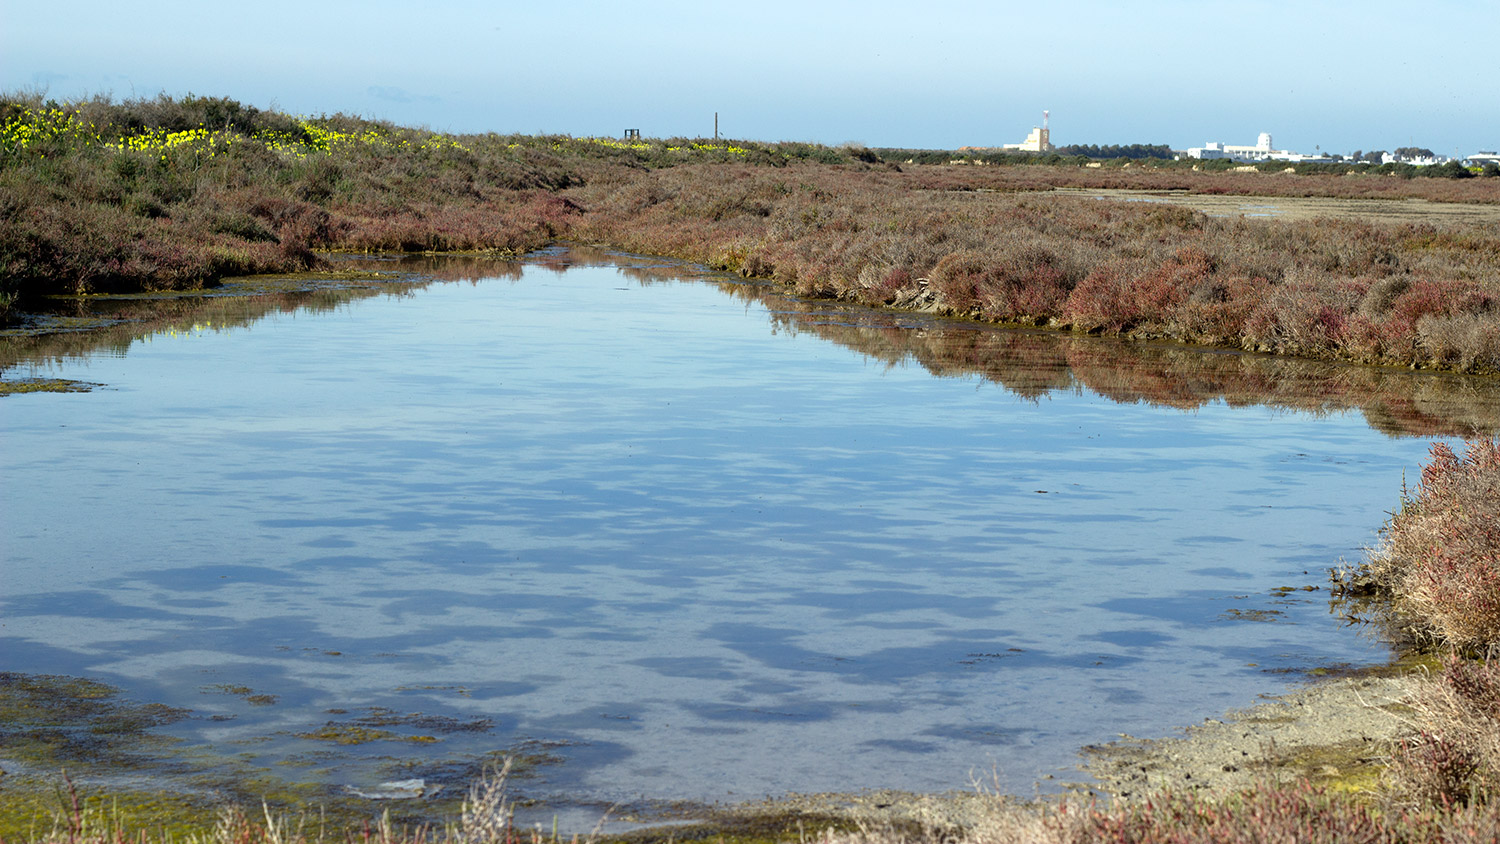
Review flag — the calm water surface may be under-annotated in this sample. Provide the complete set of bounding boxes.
[2,250,1489,820]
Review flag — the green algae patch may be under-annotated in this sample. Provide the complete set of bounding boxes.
[0,675,211,838]
[348,708,493,734]
[1220,608,1286,622]
[1282,740,1388,797]
[295,724,403,745]
[0,378,100,395]
[0,673,189,768]
[0,672,570,832]
[608,815,866,844]
[201,684,280,706]
[293,709,487,746]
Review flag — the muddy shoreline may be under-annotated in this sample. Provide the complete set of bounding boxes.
[0,667,1421,839]
[1078,673,1411,800]
[660,671,1413,836]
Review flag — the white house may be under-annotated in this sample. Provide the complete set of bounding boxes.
[1381,152,1450,166]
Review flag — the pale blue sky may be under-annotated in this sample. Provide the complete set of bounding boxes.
[3,0,1494,156]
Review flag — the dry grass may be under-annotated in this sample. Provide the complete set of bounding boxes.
[820,783,1500,844]
[1385,657,1500,809]
[1329,439,1500,811]
[17,773,1500,844]
[1360,439,1500,650]
[9,761,582,844]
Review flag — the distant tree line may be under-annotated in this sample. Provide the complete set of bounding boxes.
[1191,157,1486,179]
[875,144,1173,165]
[1053,143,1174,160]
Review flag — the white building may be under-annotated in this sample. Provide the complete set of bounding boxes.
[1186,132,1330,163]
[1000,111,1054,153]
[1381,152,1448,166]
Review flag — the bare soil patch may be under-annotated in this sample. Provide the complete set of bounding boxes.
[1080,675,1411,799]
[1049,188,1500,225]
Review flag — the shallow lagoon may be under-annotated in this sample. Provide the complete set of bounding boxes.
[3,248,1497,824]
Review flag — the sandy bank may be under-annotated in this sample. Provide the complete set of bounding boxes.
[670,673,1414,838]
[1081,674,1411,799]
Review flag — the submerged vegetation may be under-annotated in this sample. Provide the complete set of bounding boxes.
[11,441,1495,842]
[4,92,1499,373]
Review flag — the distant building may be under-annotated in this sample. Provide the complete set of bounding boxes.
[1001,111,1055,153]
[1466,151,1500,167]
[1185,132,1330,163]
[962,111,1056,154]
[1381,151,1448,166]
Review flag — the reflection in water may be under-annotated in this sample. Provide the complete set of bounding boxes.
[3,247,1499,829]
[709,283,1500,439]
[2,280,426,373]
[8,245,1498,441]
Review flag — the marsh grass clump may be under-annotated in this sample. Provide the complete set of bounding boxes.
[1386,659,1500,803]
[1328,438,1500,810]
[1356,439,1500,650]
[1381,655,1500,809]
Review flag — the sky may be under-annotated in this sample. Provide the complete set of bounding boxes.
[3,0,1495,156]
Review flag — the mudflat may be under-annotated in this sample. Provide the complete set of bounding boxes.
[675,673,1413,838]
[1081,673,1411,799]
[1050,187,1500,224]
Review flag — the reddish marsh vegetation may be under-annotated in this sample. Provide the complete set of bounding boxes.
[0,93,827,310]
[0,94,589,302]
[570,163,1500,372]
[6,93,1499,373]
[1363,439,1500,650]
[721,283,1500,437]
[1335,439,1500,808]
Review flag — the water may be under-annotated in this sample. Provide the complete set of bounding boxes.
[2,248,1495,823]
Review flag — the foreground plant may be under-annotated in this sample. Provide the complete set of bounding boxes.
[11,762,573,844]
[821,781,1500,844]
[1355,439,1500,650]
[1328,438,1500,809]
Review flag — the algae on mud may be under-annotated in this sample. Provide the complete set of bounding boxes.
[0,378,99,395]
[0,672,570,836]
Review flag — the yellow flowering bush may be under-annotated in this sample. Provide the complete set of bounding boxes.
[0,105,474,165]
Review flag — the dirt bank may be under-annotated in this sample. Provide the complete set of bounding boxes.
[1081,674,1411,799]
[658,672,1415,840]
